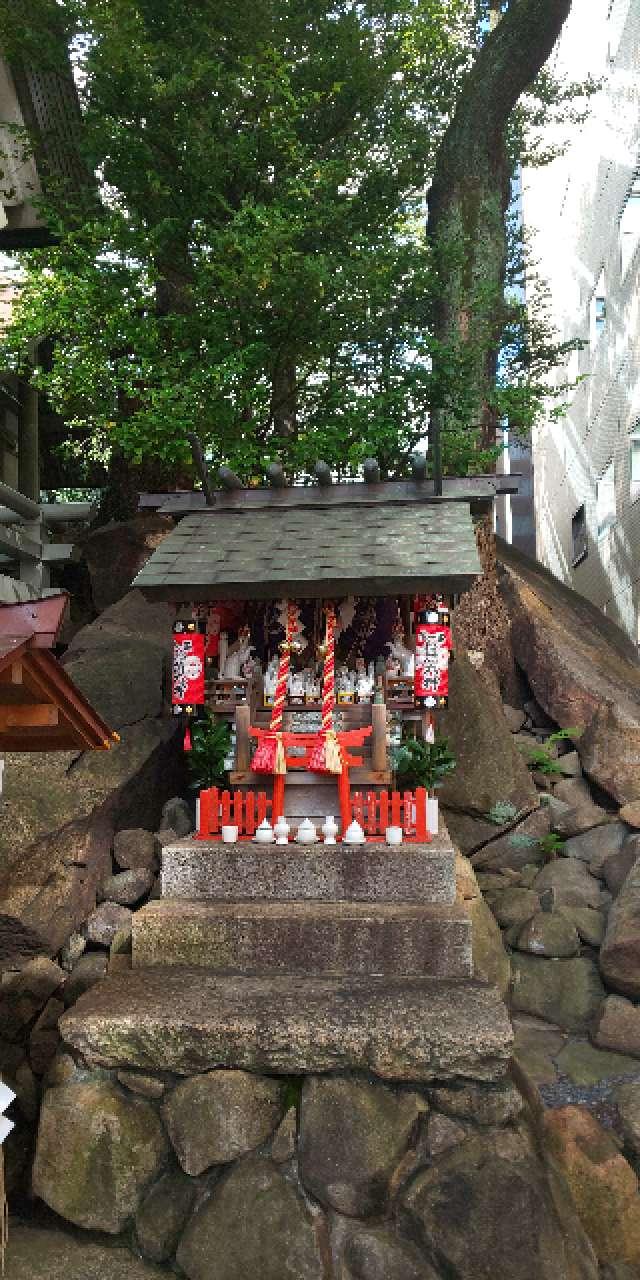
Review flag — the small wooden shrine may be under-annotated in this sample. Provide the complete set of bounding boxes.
[135,466,512,844]
[0,594,118,752]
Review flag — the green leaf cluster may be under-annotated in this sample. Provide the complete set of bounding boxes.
[392,733,457,793]
[186,711,231,792]
[0,0,589,484]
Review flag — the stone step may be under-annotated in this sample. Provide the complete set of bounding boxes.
[161,838,456,904]
[60,967,513,1082]
[132,899,472,978]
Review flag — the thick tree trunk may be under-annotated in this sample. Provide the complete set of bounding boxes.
[428,0,572,465]
[270,355,298,442]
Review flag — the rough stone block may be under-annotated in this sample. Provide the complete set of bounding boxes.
[298,1075,427,1216]
[131,899,473,978]
[161,838,456,904]
[60,969,514,1082]
[162,1069,284,1173]
[33,1079,169,1233]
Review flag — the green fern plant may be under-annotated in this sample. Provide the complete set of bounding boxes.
[187,711,232,791]
[520,727,581,776]
[392,735,457,794]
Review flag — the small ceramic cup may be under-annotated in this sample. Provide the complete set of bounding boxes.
[385,826,403,846]
[221,825,239,843]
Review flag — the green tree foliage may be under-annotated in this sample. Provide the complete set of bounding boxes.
[0,0,583,487]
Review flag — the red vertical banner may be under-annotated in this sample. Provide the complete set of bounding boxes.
[172,621,206,707]
[414,616,452,708]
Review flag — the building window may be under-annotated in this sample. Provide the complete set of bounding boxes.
[631,432,640,498]
[571,505,587,566]
[620,181,640,276]
[597,461,616,537]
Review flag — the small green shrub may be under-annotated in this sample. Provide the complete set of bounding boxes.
[392,735,457,793]
[187,711,232,791]
[520,727,581,776]
[485,801,521,826]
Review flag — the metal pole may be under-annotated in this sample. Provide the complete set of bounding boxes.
[18,375,39,503]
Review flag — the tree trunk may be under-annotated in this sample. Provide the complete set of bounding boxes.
[428,0,572,465]
[270,355,298,442]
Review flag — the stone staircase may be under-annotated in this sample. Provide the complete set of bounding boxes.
[131,825,473,980]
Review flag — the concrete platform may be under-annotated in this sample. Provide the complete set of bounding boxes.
[132,899,472,977]
[60,968,513,1081]
[161,838,456,904]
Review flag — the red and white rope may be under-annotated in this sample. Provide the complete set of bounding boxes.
[270,602,297,731]
[321,606,335,732]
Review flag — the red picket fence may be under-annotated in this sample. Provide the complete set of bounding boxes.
[197,786,429,841]
[197,788,272,839]
[350,787,428,841]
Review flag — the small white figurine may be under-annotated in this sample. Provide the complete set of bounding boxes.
[322,815,339,845]
[343,820,365,845]
[263,655,279,704]
[223,625,255,678]
[274,815,290,845]
[386,622,414,677]
[355,656,374,702]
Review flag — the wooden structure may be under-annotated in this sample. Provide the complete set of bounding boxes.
[0,593,117,751]
[134,465,516,837]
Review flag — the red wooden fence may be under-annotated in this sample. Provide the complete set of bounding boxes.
[197,786,429,842]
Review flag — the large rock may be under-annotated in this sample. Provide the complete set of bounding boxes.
[511,955,605,1031]
[491,887,540,929]
[428,1079,522,1127]
[176,1153,325,1280]
[0,587,182,955]
[592,996,640,1058]
[601,837,640,898]
[99,868,155,905]
[533,858,602,909]
[0,721,181,955]
[83,516,174,613]
[544,1106,640,1268]
[401,1125,598,1279]
[135,1170,197,1263]
[61,969,514,1083]
[600,861,640,997]
[515,912,581,958]
[466,893,510,996]
[63,641,164,728]
[162,1069,284,1174]
[553,1040,640,1086]
[498,543,640,805]
[298,1076,426,1217]
[553,806,611,839]
[565,823,628,871]
[2,1225,170,1280]
[113,828,157,871]
[471,808,549,872]
[436,654,537,818]
[338,1224,440,1280]
[32,1079,169,1233]
[615,1083,640,1158]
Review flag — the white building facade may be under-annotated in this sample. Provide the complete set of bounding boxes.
[523,0,640,640]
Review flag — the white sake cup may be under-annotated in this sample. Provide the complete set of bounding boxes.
[385,826,403,846]
[221,825,239,843]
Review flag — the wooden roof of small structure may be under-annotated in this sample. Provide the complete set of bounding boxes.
[0,594,118,751]
[133,476,501,602]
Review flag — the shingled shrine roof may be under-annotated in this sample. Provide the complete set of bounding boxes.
[0,594,118,751]
[133,481,484,601]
